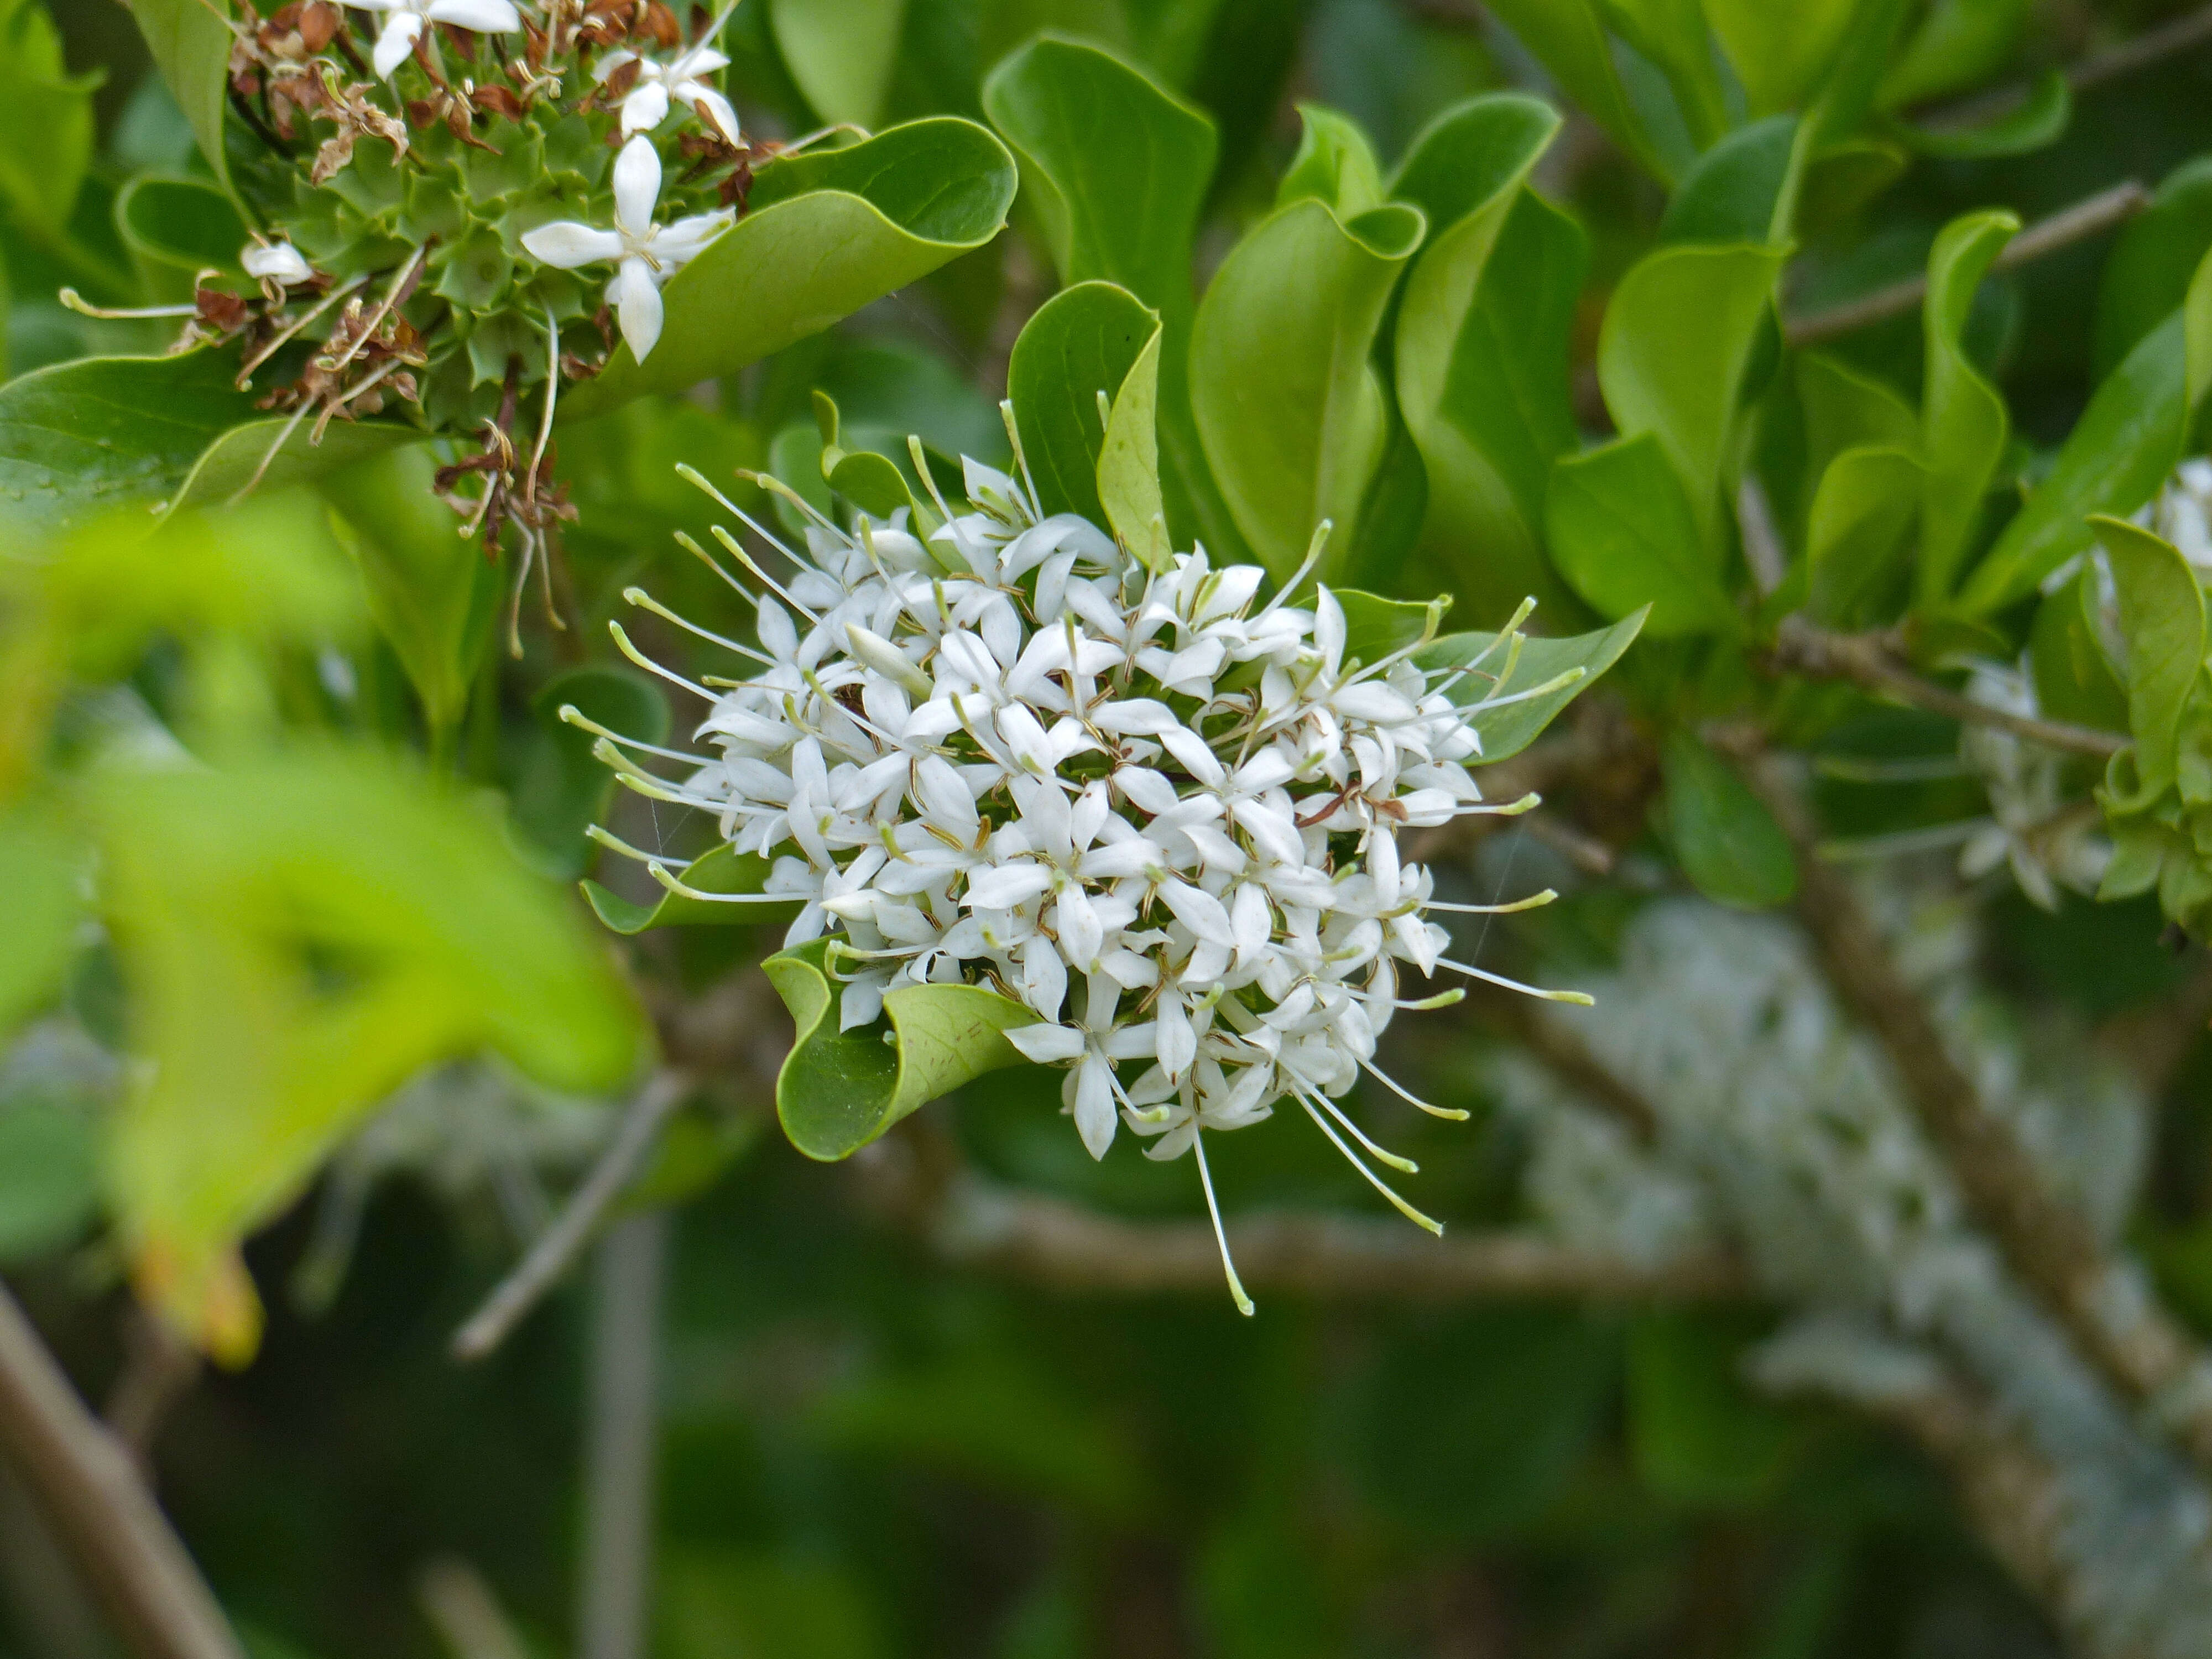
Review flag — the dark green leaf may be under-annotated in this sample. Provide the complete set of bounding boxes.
[2094,158,2212,380]
[1877,0,2033,108]
[1008,280,1159,525]
[1704,0,1858,115]
[1603,0,1729,149]
[1416,608,1646,761]
[1480,0,1662,178]
[115,174,247,302]
[1917,209,2016,607]
[1662,730,1797,909]
[0,0,100,241]
[0,1099,100,1266]
[1659,116,1801,248]
[770,0,907,127]
[1191,199,1426,579]
[1890,69,2068,159]
[762,936,1039,1161]
[559,119,1016,421]
[118,0,234,196]
[2029,568,2128,737]
[1548,435,1739,637]
[509,666,669,881]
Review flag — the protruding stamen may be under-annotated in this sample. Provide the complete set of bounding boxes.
[559,702,713,765]
[1358,1055,1469,1121]
[1293,1088,1442,1235]
[710,524,822,623]
[586,822,692,868]
[608,618,716,701]
[1423,889,1558,915]
[1435,957,1595,1006]
[623,586,773,663]
[1191,1130,1255,1317]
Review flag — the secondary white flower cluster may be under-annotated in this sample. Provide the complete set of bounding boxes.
[590,445,1583,1309]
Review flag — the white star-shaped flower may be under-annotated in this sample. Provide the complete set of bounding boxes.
[344,0,521,81]
[241,239,313,286]
[594,6,742,144]
[519,135,732,364]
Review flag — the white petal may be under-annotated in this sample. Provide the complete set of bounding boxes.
[654,210,733,267]
[241,241,312,284]
[520,221,625,269]
[593,48,638,84]
[1006,1024,1086,1065]
[613,134,662,239]
[611,256,665,361]
[427,0,520,29]
[1073,1052,1118,1159]
[372,11,423,78]
[1160,878,1236,948]
[686,85,743,145]
[619,80,671,134]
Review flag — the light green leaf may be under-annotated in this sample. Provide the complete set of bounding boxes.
[1191,197,1427,580]
[119,0,234,196]
[1959,307,2197,613]
[770,0,908,127]
[115,174,248,303]
[1097,323,1171,573]
[1549,435,1739,638]
[1797,351,1917,489]
[2028,567,2128,737]
[1890,68,2069,159]
[1482,0,1665,178]
[2094,515,2204,803]
[1877,0,2032,108]
[1276,103,1384,217]
[1008,280,1158,526]
[99,751,648,1359]
[319,445,499,742]
[1335,589,1447,667]
[0,0,100,241]
[559,119,1016,422]
[0,352,258,541]
[1658,116,1802,248]
[2094,158,2212,379]
[169,417,424,516]
[0,1100,100,1266]
[582,843,792,936]
[1806,445,1923,629]
[1596,242,1789,550]
[1390,96,1582,624]
[0,808,81,1039]
[1416,609,1647,762]
[1917,209,2017,607]
[1703,0,1856,114]
[812,391,934,525]
[1662,729,1796,908]
[762,936,1039,1161]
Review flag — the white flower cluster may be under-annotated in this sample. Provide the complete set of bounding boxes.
[587,442,1583,1308]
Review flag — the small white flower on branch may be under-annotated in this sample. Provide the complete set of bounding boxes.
[519,135,732,363]
[241,239,314,288]
[343,0,523,81]
[594,6,742,144]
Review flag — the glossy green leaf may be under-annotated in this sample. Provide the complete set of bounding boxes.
[1481,0,1663,178]
[1703,0,1856,115]
[1596,243,1789,550]
[1097,322,1172,573]
[1335,589,1447,667]
[1958,304,2200,613]
[0,352,257,541]
[582,843,791,936]
[1890,68,2069,159]
[1008,280,1158,526]
[559,119,1016,422]
[1276,103,1384,216]
[169,416,424,516]
[115,174,248,302]
[1662,729,1797,909]
[982,36,1232,555]
[119,0,234,196]
[319,445,499,741]
[509,666,670,881]
[762,936,1039,1161]
[982,36,1217,321]
[1797,351,1917,488]
[1658,116,1801,248]
[0,0,100,240]
[1391,97,1582,624]
[2095,159,2212,381]
[1806,445,1923,629]
[1796,137,1908,231]
[2094,516,2204,802]
[2029,567,2128,737]
[812,391,935,526]
[1191,198,1426,580]
[98,750,648,1359]
[0,1099,100,1265]
[1604,0,1728,149]
[1917,210,2017,607]
[770,0,908,127]
[1877,0,2032,108]
[1550,435,1738,638]
[1416,608,1646,762]
[0,808,81,1039]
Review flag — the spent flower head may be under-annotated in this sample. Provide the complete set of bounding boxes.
[584,419,1591,1313]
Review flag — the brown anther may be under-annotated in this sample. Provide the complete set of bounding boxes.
[299,1,340,50]
[640,0,680,48]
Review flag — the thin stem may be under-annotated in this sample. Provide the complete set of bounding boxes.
[449,1071,692,1362]
[1785,181,2151,349]
[0,1280,245,1659]
[1772,617,2127,758]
